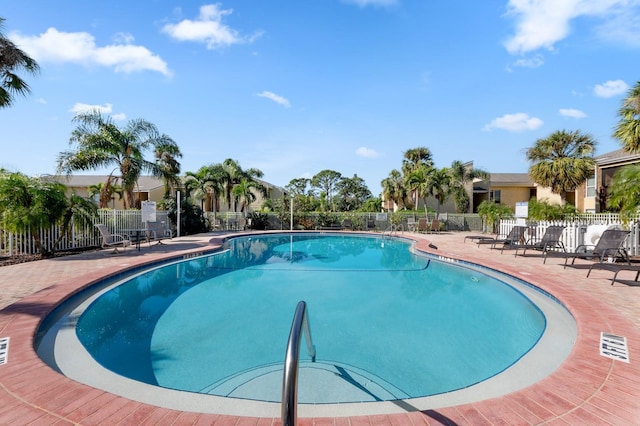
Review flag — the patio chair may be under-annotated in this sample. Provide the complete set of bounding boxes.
[95,224,131,253]
[417,218,428,233]
[514,225,566,261]
[427,219,441,234]
[406,218,417,232]
[366,218,376,231]
[145,220,172,246]
[548,229,631,269]
[477,225,527,253]
[342,219,353,230]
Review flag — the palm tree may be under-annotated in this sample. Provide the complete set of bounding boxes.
[448,161,490,213]
[88,177,123,208]
[427,167,452,215]
[0,172,97,257]
[57,111,181,209]
[607,164,640,221]
[153,139,182,198]
[613,80,640,153]
[401,147,434,208]
[401,147,434,175]
[381,169,408,211]
[0,17,40,108]
[232,178,260,217]
[221,158,265,212]
[526,130,596,204]
[404,163,434,217]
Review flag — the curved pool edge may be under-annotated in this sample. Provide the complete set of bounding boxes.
[39,232,575,417]
[1,230,639,424]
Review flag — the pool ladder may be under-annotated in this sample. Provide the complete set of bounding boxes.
[281,301,316,426]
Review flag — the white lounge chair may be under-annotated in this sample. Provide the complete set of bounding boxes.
[95,224,131,253]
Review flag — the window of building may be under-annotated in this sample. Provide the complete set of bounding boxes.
[586,175,596,197]
[490,190,501,203]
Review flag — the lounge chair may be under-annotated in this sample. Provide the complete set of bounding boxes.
[342,219,353,230]
[406,218,417,232]
[417,218,428,233]
[547,229,631,269]
[514,225,566,261]
[477,225,527,253]
[95,224,131,253]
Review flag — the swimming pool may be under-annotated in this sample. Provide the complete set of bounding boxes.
[37,233,576,417]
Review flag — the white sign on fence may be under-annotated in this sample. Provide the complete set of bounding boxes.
[141,201,157,223]
[515,202,528,218]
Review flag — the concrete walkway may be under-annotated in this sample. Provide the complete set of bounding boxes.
[1,230,639,425]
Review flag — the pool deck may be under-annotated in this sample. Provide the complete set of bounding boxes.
[1,230,639,425]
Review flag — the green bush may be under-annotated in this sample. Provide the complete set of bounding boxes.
[527,198,576,221]
[477,201,513,233]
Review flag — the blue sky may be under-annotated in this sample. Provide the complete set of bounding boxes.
[2,1,639,195]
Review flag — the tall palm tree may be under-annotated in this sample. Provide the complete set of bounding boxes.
[218,159,265,212]
[232,178,260,217]
[57,111,181,209]
[401,147,434,175]
[153,139,182,198]
[448,161,490,213]
[381,169,408,211]
[526,130,596,204]
[402,147,434,208]
[0,17,40,108]
[427,167,452,215]
[613,80,640,153]
[404,163,435,217]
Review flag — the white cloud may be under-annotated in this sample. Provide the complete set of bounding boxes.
[593,79,629,98]
[36,98,47,104]
[256,91,291,108]
[69,102,113,114]
[509,55,545,70]
[483,113,544,132]
[69,103,126,121]
[9,28,171,76]
[343,0,397,6]
[162,4,261,49]
[559,108,587,118]
[356,147,379,158]
[503,0,640,54]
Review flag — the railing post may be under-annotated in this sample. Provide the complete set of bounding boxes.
[282,301,316,426]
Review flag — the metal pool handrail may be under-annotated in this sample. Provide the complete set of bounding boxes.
[282,301,316,426]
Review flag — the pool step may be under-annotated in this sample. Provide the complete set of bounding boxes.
[200,361,410,403]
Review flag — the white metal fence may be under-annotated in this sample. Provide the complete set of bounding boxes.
[3,210,640,257]
[0,210,171,257]
[500,215,640,255]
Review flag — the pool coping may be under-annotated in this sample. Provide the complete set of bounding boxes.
[1,230,640,424]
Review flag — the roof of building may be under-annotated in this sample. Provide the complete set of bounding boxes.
[53,175,164,192]
[595,148,640,167]
[488,173,534,186]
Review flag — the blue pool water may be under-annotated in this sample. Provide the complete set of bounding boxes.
[75,233,546,403]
